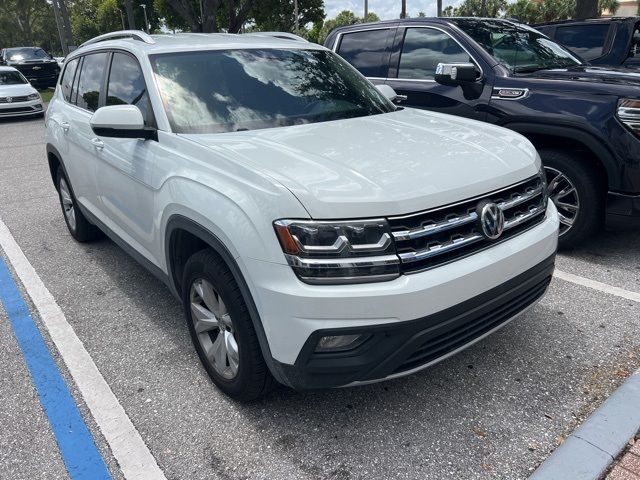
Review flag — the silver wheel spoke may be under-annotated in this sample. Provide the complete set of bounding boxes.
[558,212,574,226]
[190,278,239,380]
[545,166,579,237]
[556,201,578,212]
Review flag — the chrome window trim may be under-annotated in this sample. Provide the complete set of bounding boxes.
[331,26,394,53]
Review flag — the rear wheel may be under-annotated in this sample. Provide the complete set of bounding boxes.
[56,167,101,242]
[539,148,603,248]
[182,249,275,401]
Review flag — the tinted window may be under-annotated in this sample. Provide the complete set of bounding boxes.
[399,28,471,80]
[76,53,107,111]
[60,57,79,101]
[554,24,609,60]
[337,29,390,77]
[151,49,394,134]
[107,52,152,125]
[0,71,27,85]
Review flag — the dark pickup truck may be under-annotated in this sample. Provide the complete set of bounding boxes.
[535,17,640,68]
[325,18,640,247]
[0,47,60,88]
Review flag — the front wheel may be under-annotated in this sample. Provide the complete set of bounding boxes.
[182,249,275,401]
[539,149,604,248]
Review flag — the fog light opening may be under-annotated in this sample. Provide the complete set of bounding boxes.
[315,334,371,353]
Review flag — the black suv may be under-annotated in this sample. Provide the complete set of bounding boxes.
[325,18,640,247]
[535,17,640,68]
[0,47,60,88]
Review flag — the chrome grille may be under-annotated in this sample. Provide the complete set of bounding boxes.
[0,95,29,103]
[388,175,547,273]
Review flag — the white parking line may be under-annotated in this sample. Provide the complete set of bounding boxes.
[554,269,640,303]
[0,218,166,480]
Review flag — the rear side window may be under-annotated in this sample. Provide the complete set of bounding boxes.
[398,28,471,80]
[337,29,391,77]
[60,57,79,102]
[75,52,108,111]
[554,24,609,60]
[107,52,152,126]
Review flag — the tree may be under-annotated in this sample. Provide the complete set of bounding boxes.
[0,0,61,53]
[251,0,324,33]
[454,0,507,17]
[318,10,358,44]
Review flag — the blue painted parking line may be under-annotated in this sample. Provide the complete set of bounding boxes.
[0,255,111,480]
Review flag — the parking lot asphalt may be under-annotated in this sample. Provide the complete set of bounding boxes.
[0,115,639,480]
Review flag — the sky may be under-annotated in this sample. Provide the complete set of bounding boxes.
[323,0,461,19]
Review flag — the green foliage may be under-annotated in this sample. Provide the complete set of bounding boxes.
[252,0,324,32]
[444,0,613,22]
[0,0,60,54]
[316,10,380,45]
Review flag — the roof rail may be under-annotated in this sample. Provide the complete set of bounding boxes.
[242,32,308,42]
[80,30,156,47]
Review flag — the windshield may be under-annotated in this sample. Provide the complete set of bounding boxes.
[151,48,395,134]
[6,47,50,62]
[451,19,582,73]
[0,71,28,85]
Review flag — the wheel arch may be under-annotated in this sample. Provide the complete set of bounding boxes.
[45,143,65,190]
[502,122,618,191]
[164,215,288,386]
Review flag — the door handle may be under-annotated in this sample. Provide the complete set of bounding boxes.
[60,121,70,132]
[394,94,408,103]
[91,138,104,150]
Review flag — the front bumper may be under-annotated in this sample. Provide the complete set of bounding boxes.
[244,202,559,389]
[0,99,43,118]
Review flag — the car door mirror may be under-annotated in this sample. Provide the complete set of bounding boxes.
[434,63,479,86]
[90,105,157,140]
[375,84,406,104]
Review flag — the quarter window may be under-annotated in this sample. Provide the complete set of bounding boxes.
[107,52,152,125]
[398,28,471,80]
[337,29,391,77]
[60,57,79,102]
[554,24,609,60]
[75,52,108,111]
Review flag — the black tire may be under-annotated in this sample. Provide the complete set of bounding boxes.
[182,249,275,401]
[539,148,604,248]
[56,167,102,242]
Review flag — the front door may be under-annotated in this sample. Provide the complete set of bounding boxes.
[94,51,160,265]
[385,26,493,121]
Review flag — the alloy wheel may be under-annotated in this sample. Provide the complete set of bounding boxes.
[545,166,580,237]
[189,278,239,379]
[59,177,76,232]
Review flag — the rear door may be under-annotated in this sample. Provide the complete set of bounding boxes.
[64,52,109,215]
[332,26,396,85]
[544,23,613,64]
[385,25,491,121]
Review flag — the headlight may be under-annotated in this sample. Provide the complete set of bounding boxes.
[27,93,40,101]
[617,98,640,135]
[273,219,400,284]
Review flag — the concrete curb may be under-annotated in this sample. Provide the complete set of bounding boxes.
[530,370,640,480]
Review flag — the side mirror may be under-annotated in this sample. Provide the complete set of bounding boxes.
[375,84,406,103]
[434,63,478,86]
[90,105,156,140]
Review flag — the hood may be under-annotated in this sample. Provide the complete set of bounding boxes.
[185,108,539,219]
[526,65,640,87]
[0,83,37,97]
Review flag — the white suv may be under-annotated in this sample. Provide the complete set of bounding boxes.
[45,30,559,401]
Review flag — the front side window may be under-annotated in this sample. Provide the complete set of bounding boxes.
[75,52,108,111]
[151,48,395,134]
[60,57,79,102]
[0,70,28,85]
[337,29,391,77]
[107,52,152,125]
[452,19,581,73]
[6,47,50,62]
[398,28,472,80]
[554,24,609,60]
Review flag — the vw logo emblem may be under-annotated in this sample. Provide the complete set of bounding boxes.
[5,97,12,103]
[477,201,505,240]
